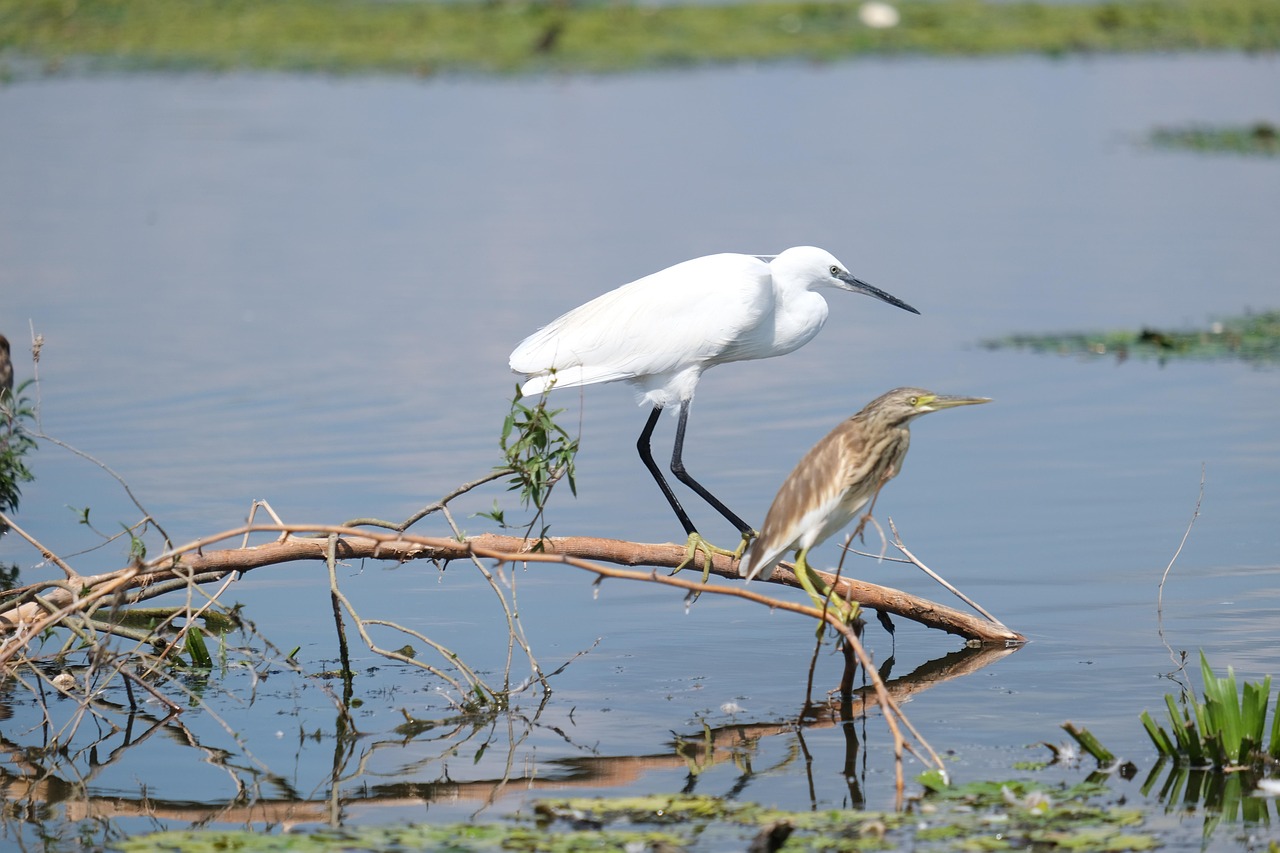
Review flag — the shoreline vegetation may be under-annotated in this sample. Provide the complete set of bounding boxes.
[1,0,1278,78]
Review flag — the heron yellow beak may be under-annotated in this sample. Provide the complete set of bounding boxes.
[918,394,991,412]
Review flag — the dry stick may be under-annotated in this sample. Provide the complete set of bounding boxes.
[469,543,948,793]
[442,505,524,695]
[187,527,1021,643]
[20,430,173,551]
[146,568,240,674]
[787,557,946,800]
[1157,464,1206,673]
[324,560,491,704]
[828,535,865,696]
[0,527,1023,645]
[439,503,544,693]
[2,542,344,772]
[117,665,183,714]
[803,544,860,709]
[243,499,289,549]
[888,518,1009,631]
[0,567,139,666]
[0,511,78,579]
[345,469,510,532]
[324,534,355,690]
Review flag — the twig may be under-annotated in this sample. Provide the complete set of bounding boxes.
[244,499,289,548]
[888,518,1008,631]
[143,569,240,676]
[325,534,355,695]
[21,430,172,551]
[325,566,491,704]
[0,567,139,666]
[0,526,1023,644]
[440,503,544,693]
[1157,465,1205,674]
[345,469,509,532]
[0,511,78,579]
[471,543,948,793]
[117,666,183,715]
[803,539,860,708]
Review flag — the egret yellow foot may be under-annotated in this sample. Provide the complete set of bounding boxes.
[672,531,755,585]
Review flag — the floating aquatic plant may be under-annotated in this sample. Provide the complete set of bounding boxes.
[981,310,1280,366]
[1150,122,1280,157]
[1141,652,1280,769]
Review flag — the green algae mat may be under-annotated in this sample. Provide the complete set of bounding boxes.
[116,785,1161,851]
[982,311,1280,367]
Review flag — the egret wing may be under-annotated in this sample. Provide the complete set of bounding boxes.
[510,253,773,387]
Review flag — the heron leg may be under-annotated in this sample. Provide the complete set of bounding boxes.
[794,550,858,629]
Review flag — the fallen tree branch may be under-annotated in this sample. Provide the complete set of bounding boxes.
[0,526,1024,645]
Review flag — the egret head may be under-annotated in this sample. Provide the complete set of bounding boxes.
[772,247,919,315]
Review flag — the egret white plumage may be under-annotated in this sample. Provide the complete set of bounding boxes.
[509,247,920,563]
[739,387,989,610]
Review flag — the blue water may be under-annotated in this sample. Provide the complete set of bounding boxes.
[1,53,1278,847]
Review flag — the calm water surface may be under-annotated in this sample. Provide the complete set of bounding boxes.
[1,53,1279,847]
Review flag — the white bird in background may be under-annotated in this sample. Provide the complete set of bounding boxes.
[509,246,920,562]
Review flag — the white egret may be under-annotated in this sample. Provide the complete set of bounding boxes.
[739,387,989,611]
[509,247,920,562]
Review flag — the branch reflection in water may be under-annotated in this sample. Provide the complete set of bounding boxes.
[0,643,1014,840]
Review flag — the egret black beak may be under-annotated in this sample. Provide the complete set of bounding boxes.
[839,273,920,315]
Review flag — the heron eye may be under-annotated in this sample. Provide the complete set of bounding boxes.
[829,265,840,276]
[909,396,920,406]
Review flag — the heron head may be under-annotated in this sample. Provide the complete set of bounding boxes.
[865,387,991,425]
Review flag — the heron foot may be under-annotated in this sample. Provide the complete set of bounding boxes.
[794,558,859,630]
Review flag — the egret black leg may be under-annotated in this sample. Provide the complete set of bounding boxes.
[637,405,697,537]
[670,402,754,537]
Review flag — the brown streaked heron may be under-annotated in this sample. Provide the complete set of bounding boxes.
[739,388,990,611]
[509,247,920,566]
[0,334,12,399]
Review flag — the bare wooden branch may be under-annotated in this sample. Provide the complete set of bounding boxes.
[0,512,78,579]
[0,526,1024,645]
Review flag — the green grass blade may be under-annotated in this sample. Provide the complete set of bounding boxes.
[1166,693,1198,755]
[1242,675,1270,749]
[1271,686,1280,760]
[1202,653,1246,756]
[1061,722,1116,764]
[185,626,212,669]
[1140,710,1177,756]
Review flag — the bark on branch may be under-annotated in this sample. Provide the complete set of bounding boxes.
[0,527,1024,645]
